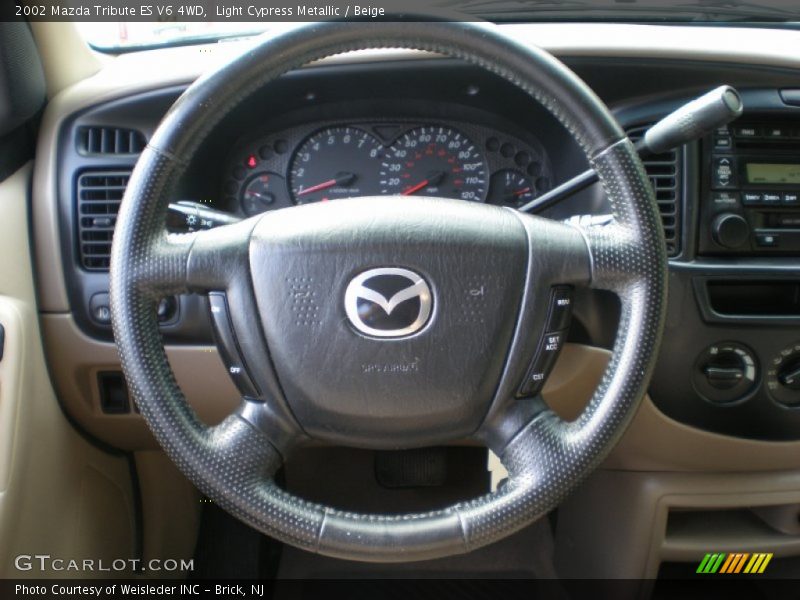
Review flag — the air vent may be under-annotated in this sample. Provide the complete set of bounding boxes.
[626,125,682,257]
[77,126,146,155]
[76,171,130,270]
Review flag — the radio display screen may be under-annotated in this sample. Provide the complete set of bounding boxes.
[745,163,800,184]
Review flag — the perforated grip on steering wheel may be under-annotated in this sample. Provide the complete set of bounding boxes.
[110,21,666,563]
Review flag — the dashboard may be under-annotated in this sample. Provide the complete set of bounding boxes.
[224,120,551,214]
[30,37,800,456]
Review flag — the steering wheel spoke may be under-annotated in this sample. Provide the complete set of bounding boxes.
[185,219,258,292]
[579,223,644,292]
[122,218,255,298]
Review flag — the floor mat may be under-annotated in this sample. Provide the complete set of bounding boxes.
[190,500,282,580]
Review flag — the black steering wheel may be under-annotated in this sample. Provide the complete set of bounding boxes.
[110,21,666,562]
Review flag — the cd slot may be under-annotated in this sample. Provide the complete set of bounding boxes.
[766,213,800,228]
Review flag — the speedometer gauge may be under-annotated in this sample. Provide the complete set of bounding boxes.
[380,126,488,201]
[289,127,384,204]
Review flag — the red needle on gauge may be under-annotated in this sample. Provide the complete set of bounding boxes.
[296,171,356,197]
[402,171,445,196]
[513,187,532,197]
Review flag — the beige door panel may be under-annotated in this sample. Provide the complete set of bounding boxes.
[0,165,135,578]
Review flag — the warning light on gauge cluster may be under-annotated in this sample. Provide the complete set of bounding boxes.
[246,154,258,169]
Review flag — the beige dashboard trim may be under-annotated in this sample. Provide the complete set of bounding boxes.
[40,322,800,471]
[29,22,106,99]
[41,314,240,450]
[548,345,800,473]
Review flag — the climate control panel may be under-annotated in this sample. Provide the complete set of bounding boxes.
[766,342,800,407]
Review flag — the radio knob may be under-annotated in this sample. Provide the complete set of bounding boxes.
[712,213,750,248]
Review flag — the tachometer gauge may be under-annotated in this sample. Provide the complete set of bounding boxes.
[380,126,488,201]
[289,127,384,204]
[488,169,535,207]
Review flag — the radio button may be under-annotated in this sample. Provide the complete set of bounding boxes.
[742,192,762,205]
[765,127,788,138]
[763,193,782,204]
[712,157,736,189]
[755,232,779,247]
[734,126,759,138]
[714,136,732,149]
[712,191,739,207]
[783,192,799,204]
[778,215,800,227]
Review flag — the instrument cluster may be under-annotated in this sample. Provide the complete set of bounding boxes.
[222,120,552,216]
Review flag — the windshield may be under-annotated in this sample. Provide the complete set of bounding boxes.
[76,22,272,50]
[75,0,800,51]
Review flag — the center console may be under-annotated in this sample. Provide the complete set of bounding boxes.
[645,90,800,441]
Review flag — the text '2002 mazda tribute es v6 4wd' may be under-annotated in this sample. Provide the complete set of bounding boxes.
[1,1,800,597]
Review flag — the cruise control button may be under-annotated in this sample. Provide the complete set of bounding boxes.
[518,331,567,397]
[208,292,259,397]
[542,331,565,354]
[546,286,573,331]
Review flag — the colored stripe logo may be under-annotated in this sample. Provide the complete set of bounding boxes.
[697,552,773,574]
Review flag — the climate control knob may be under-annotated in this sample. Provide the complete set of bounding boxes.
[767,343,800,406]
[712,213,750,249]
[693,342,757,404]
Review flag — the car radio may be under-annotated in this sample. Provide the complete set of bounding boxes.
[700,121,800,255]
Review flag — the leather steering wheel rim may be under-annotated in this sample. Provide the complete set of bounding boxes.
[110,21,667,563]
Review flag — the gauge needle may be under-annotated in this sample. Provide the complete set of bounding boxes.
[506,187,532,202]
[296,171,356,197]
[402,171,445,196]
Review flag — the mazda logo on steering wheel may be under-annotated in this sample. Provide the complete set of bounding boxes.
[344,268,433,338]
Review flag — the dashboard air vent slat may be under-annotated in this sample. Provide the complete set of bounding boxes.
[77,171,130,270]
[626,125,682,257]
[77,126,146,155]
